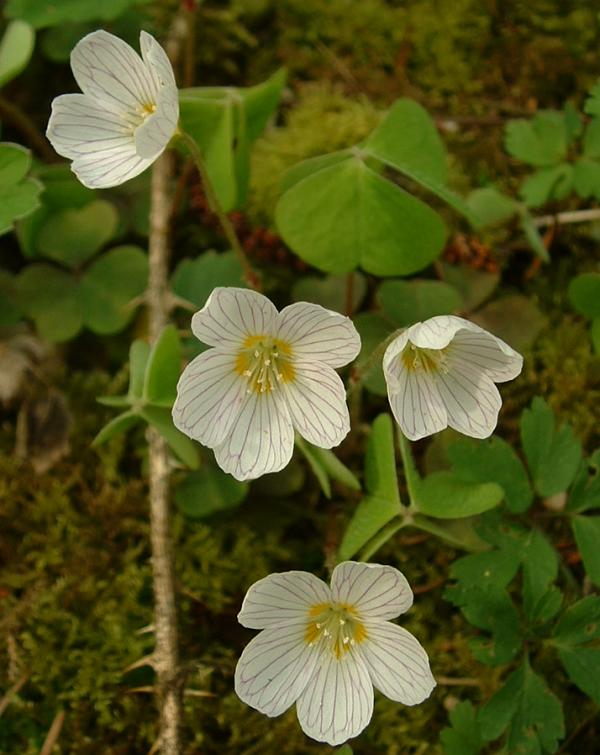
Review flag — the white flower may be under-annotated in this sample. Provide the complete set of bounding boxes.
[46,30,179,189]
[172,287,360,481]
[383,315,523,441]
[235,561,435,746]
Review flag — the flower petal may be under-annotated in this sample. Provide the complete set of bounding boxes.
[296,650,374,746]
[134,83,179,160]
[213,390,294,481]
[277,302,361,368]
[46,94,132,160]
[139,31,176,88]
[330,562,413,621]
[283,361,350,448]
[192,287,279,349]
[359,621,435,705]
[172,349,246,448]
[71,30,158,113]
[384,354,447,441]
[69,147,150,189]
[448,329,523,383]
[235,623,322,717]
[437,362,502,438]
[238,571,331,629]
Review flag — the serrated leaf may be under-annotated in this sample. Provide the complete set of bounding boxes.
[276,155,446,276]
[563,102,583,144]
[81,245,147,334]
[572,516,600,586]
[0,20,35,87]
[171,250,245,309]
[37,200,119,268]
[141,406,199,469]
[572,159,600,200]
[92,411,141,446]
[143,325,181,406]
[568,272,600,319]
[447,437,533,513]
[520,397,582,497]
[520,529,558,619]
[417,472,503,519]
[479,660,564,753]
[505,111,567,167]
[17,263,82,342]
[338,414,402,561]
[441,701,483,755]
[377,279,463,326]
[175,464,248,518]
[553,596,600,705]
[583,118,600,158]
[520,164,573,207]
[567,454,600,512]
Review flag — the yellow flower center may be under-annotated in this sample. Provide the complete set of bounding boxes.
[305,602,368,658]
[401,343,449,374]
[140,101,157,117]
[235,335,295,394]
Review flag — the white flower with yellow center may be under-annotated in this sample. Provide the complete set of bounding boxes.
[46,30,179,189]
[172,287,361,481]
[383,315,523,441]
[235,561,435,746]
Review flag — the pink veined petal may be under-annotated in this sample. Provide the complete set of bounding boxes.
[447,329,523,383]
[235,623,323,717]
[69,146,151,189]
[213,389,294,481]
[171,349,247,449]
[330,562,413,621]
[295,649,374,746]
[46,94,132,160]
[140,31,177,88]
[283,361,350,448]
[384,352,447,441]
[134,83,179,159]
[358,620,436,705]
[192,287,279,349]
[238,571,331,629]
[437,361,502,439]
[276,302,361,368]
[71,30,158,113]
[382,330,411,385]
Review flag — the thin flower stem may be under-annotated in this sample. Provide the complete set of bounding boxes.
[358,517,409,562]
[347,326,404,396]
[0,95,56,161]
[178,129,259,289]
[396,429,421,509]
[533,207,600,228]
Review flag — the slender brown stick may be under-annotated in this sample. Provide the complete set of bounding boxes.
[147,150,183,755]
[533,207,600,228]
[0,673,29,717]
[39,710,65,755]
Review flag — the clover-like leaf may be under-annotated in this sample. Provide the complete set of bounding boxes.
[171,250,245,310]
[505,111,567,167]
[0,19,35,87]
[377,278,463,326]
[17,263,82,342]
[175,464,248,518]
[0,142,41,235]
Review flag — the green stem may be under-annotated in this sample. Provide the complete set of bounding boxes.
[178,129,259,289]
[397,428,421,509]
[412,514,488,551]
[358,517,409,562]
[347,326,404,396]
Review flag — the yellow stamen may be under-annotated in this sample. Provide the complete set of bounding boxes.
[304,602,368,657]
[235,335,295,394]
[401,343,449,374]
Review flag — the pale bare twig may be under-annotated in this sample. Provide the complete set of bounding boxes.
[39,710,65,755]
[0,673,29,717]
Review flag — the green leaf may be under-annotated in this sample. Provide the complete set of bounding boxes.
[447,437,533,513]
[81,246,147,334]
[439,263,499,311]
[479,660,564,753]
[92,411,141,446]
[572,159,600,200]
[563,102,583,144]
[585,79,600,117]
[519,211,550,263]
[441,701,483,755]
[520,164,573,207]
[141,406,199,469]
[572,516,600,586]
[5,0,148,29]
[338,414,402,561]
[280,151,351,194]
[0,143,41,234]
[568,272,600,319]
[377,279,463,326]
[296,436,331,497]
[292,273,367,315]
[0,20,35,87]
[296,437,360,498]
[567,454,600,512]
[520,530,558,619]
[583,118,600,158]
[352,312,393,396]
[0,270,23,326]
[175,464,248,518]
[336,747,353,755]
[472,294,546,351]
[36,200,119,269]
[276,155,446,276]
[171,250,245,309]
[17,263,82,342]
[143,325,181,407]
[466,187,517,228]
[239,69,286,143]
[505,111,567,167]
[592,318,600,354]
[417,472,504,519]
[364,98,448,184]
[520,397,582,497]
[0,142,30,184]
[553,596,600,705]
[128,340,151,401]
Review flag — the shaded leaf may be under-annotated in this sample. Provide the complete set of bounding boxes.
[143,325,181,407]
[17,263,82,342]
[141,406,199,469]
[171,250,245,309]
[377,278,463,326]
[175,464,248,518]
[441,701,483,755]
[417,472,504,519]
[572,516,600,586]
